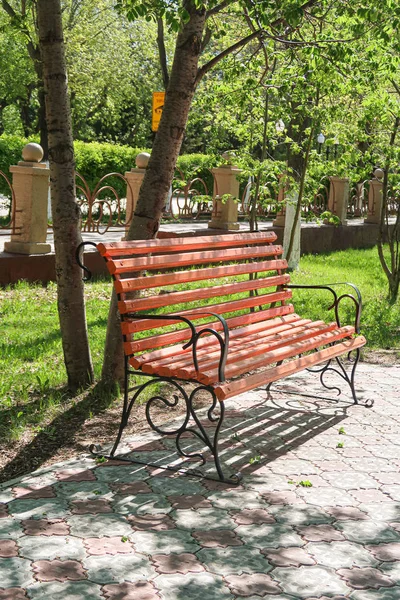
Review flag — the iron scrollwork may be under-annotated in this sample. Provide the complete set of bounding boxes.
[284,282,372,407]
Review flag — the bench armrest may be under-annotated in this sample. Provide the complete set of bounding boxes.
[126,311,229,382]
[284,282,362,333]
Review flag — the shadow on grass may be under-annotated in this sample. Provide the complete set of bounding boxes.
[0,381,119,484]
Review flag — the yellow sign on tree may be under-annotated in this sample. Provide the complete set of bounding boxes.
[152,92,165,132]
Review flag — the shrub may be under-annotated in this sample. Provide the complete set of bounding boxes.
[0,134,29,196]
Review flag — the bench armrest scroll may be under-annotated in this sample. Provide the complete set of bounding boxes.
[284,282,362,333]
[76,241,98,281]
[127,311,229,382]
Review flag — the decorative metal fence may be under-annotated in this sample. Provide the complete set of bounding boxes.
[163,166,215,220]
[75,172,133,234]
[238,177,280,218]
[0,171,18,236]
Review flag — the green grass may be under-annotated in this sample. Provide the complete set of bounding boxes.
[0,246,399,443]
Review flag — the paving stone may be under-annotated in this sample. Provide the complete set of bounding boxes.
[0,518,24,539]
[245,473,294,493]
[67,514,133,538]
[197,546,271,575]
[0,589,28,599]
[167,494,211,509]
[297,524,345,542]
[337,567,395,589]
[18,535,85,560]
[326,506,368,521]
[349,588,400,600]
[154,572,232,600]
[231,508,275,525]
[54,469,97,482]
[148,477,206,496]
[94,465,149,482]
[382,485,400,501]
[322,471,380,490]
[314,460,349,472]
[336,521,400,544]
[380,562,400,585]
[307,542,378,568]
[131,529,199,554]
[0,539,18,557]
[269,505,332,525]
[102,581,161,600]
[261,546,315,567]
[12,485,56,499]
[367,542,400,562]
[152,552,205,574]
[127,513,176,531]
[84,536,134,555]
[0,504,9,518]
[271,565,351,598]
[359,503,400,522]
[224,573,282,596]
[32,559,87,582]
[262,491,303,505]
[171,508,236,531]
[83,553,156,583]
[0,557,34,587]
[27,580,104,599]
[21,518,70,536]
[343,458,396,472]
[112,493,172,515]
[110,481,152,495]
[270,458,321,475]
[371,472,400,484]
[350,489,392,503]
[207,490,266,510]
[192,530,243,548]
[70,499,113,514]
[55,481,111,499]
[234,524,305,549]
[295,487,359,507]
[7,498,69,520]
[369,445,400,459]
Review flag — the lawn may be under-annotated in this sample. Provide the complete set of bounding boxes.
[1,246,399,448]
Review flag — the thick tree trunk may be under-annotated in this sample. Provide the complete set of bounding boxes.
[101,0,206,385]
[37,0,93,391]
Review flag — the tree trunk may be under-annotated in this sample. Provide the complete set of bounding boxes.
[101,0,207,385]
[37,0,93,391]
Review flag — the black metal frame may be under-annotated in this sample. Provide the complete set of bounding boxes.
[283,282,372,407]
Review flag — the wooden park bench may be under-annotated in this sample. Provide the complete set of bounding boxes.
[78,231,368,482]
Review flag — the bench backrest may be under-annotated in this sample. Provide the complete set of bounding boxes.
[97,232,293,358]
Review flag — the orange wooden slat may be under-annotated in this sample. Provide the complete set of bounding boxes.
[126,308,297,356]
[121,289,293,336]
[97,231,278,257]
[130,316,309,370]
[109,245,283,275]
[144,321,327,377]
[196,326,356,384]
[213,336,367,400]
[118,274,290,313]
[115,259,288,294]
[169,322,342,381]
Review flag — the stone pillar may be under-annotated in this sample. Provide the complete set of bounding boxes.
[4,143,51,255]
[208,152,241,230]
[124,152,150,232]
[364,169,384,224]
[327,176,349,225]
[273,174,288,227]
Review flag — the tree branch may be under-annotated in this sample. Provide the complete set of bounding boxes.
[157,17,169,89]
[196,28,263,85]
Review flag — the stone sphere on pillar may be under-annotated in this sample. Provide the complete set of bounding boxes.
[22,143,44,163]
[373,168,384,180]
[135,152,150,169]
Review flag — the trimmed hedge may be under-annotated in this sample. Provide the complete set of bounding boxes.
[0,134,218,199]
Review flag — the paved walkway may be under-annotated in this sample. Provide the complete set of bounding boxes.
[1,363,400,599]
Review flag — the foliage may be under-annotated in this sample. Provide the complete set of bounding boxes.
[0,133,29,195]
